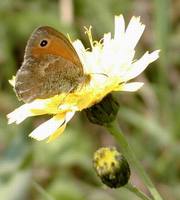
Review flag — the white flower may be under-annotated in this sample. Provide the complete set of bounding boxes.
[7,15,159,142]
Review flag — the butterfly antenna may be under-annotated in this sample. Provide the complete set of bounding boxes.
[90,72,109,78]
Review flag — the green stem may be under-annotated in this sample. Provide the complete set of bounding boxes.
[106,121,163,200]
[32,181,55,200]
[125,183,152,200]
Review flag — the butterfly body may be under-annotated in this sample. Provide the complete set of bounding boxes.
[15,26,88,103]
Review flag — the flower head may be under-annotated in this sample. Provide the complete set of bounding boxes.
[93,147,130,188]
[7,15,159,142]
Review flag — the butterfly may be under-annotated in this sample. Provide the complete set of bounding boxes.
[14,26,90,103]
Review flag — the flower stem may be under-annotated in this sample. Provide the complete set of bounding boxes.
[125,183,152,200]
[32,181,55,200]
[106,121,163,200]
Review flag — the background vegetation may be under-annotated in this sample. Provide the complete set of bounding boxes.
[0,0,179,199]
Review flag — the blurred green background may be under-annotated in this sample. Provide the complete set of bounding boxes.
[0,0,180,199]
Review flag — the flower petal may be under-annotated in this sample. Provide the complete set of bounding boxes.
[73,39,86,67]
[7,104,34,124]
[124,16,145,49]
[7,99,51,124]
[47,111,75,142]
[9,76,16,87]
[29,115,65,141]
[114,15,125,42]
[29,111,75,141]
[121,50,160,82]
[46,124,66,143]
[120,82,144,92]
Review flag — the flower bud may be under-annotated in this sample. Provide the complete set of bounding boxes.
[85,94,119,125]
[93,147,130,188]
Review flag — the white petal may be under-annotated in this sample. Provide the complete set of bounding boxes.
[7,99,49,124]
[103,33,111,49]
[64,111,75,122]
[121,50,160,82]
[9,76,16,87]
[73,39,87,67]
[124,16,145,49]
[29,117,64,141]
[29,111,75,141]
[114,15,125,41]
[7,104,33,124]
[121,82,144,92]
[73,39,86,56]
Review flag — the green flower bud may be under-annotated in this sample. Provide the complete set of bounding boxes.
[93,147,130,188]
[85,94,119,125]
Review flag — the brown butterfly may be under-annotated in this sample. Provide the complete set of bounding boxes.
[14,26,90,103]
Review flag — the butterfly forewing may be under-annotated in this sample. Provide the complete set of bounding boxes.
[15,26,84,103]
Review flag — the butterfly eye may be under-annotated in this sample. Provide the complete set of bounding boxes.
[40,39,48,47]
